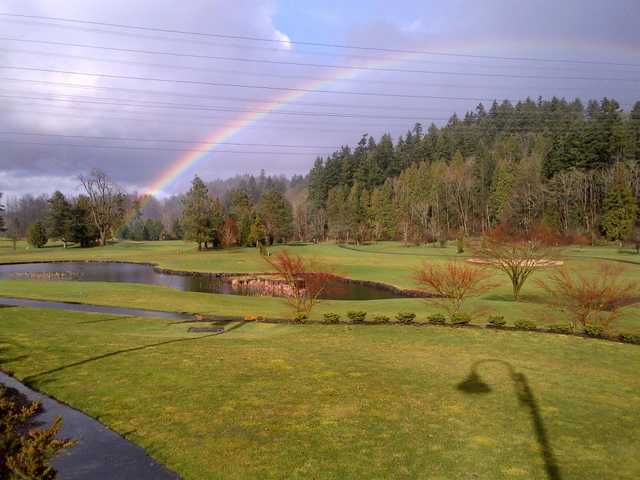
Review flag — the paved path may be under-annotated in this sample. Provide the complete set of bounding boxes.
[0,371,180,480]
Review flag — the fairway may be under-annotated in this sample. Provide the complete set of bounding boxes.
[1,240,640,333]
[1,307,639,480]
[1,240,640,479]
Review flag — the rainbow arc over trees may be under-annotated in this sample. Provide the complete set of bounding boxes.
[140,52,407,198]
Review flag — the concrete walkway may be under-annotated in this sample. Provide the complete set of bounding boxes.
[0,371,180,480]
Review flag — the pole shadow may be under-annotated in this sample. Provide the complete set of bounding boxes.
[457,359,562,480]
[24,332,222,386]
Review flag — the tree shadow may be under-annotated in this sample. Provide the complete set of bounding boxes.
[457,359,562,480]
[23,332,223,386]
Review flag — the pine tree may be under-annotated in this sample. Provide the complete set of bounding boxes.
[27,222,48,248]
[601,165,638,242]
[256,190,293,244]
[182,175,215,250]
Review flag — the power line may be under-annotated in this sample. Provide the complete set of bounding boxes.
[0,140,324,155]
[0,39,637,82]
[1,12,637,68]
[0,65,510,101]
[0,130,337,149]
[4,92,632,122]
[5,45,612,91]
[0,92,450,121]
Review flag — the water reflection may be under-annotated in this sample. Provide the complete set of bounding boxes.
[0,262,402,301]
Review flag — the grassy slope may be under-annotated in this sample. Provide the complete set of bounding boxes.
[1,240,639,332]
[1,307,639,479]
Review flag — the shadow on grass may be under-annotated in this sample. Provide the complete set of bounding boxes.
[78,316,130,325]
[23,332,223,387]
[457,359,562,480]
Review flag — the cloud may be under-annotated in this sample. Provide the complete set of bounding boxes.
[0,0,638,198]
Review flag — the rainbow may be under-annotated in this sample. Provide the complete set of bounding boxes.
[136,38,639,201]
[139,50,411,199]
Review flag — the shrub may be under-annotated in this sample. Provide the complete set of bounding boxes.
[346,310,367,324]
[583,324,605,338]
[27,222,48,248]
[244,314,258,321]
[395,312,416,324]
[450,312,471,326]
[513,320,538,331]
[293,312,308,324]
[371,315,390,324]
[1,385,76,478]
[486,315,506,328]
[620,333,640,345]
[547,324,572,334]
[322,312,340,324]
[427,313,447,325]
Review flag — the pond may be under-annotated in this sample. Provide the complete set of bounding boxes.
[0,262,406,301]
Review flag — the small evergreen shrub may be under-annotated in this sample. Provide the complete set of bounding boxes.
[427,313,447,325]
[27,222,48,248]
[513,320,538,331]
[395,312,416,324]
[371,314,390,324]
[620,333,640,344]
[346,311,367,323]
[322,312,340,324]
[486,316,506,328]
[293,312,308,324]
[583,324,605,338]
[450,312,471,326]
[547,324,572,334]
[1,385,76,478]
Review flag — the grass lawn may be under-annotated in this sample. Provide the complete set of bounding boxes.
[1,307,639,479]
[1,239,640,333]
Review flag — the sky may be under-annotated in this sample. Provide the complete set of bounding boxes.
[0,0,638,198]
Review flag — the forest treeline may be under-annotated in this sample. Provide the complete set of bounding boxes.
[4,96,640,248]
[301,97,640,244]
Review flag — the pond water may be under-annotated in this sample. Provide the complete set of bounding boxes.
[0,262,403,301]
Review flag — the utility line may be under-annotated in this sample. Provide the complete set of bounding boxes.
[1,12,637,67]
[0,39,636,82]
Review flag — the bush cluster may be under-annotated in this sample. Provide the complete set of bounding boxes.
[371,315,390,324]
[346,311,367,324]
[395,312,416,324]
[427,313,447,325]
[322,312,340,324]
[486,316,506,328]
[583,324,604,338]
[513,320,538,331]
[450,312,471,326]
[293,312,308,324]
[620,333,640,344]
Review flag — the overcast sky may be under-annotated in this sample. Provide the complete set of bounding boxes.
[0,0,638,198]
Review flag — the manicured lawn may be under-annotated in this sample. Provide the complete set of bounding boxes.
[1,239,639,333]
[1,307,639,479]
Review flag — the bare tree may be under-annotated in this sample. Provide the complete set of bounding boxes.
[471,228,560,301]
[414,261,497,314]
[537,263,640,332]
[79,170,125,247]
[264,251,336,314]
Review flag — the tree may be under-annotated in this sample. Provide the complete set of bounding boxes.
[601,166,638,242]
[264,251,335,314]
[79,170,125,246]
[537,263,640,332]
[46,191,73,247]
[221,217,239,247]
[171,218,184,240]
[27,222,48,248]
[249,216,266,247]
[256,190,293,244]
[69,196,99,247]
[181,175,215,250]
[471,228,558,301]
[414,262,496,314]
